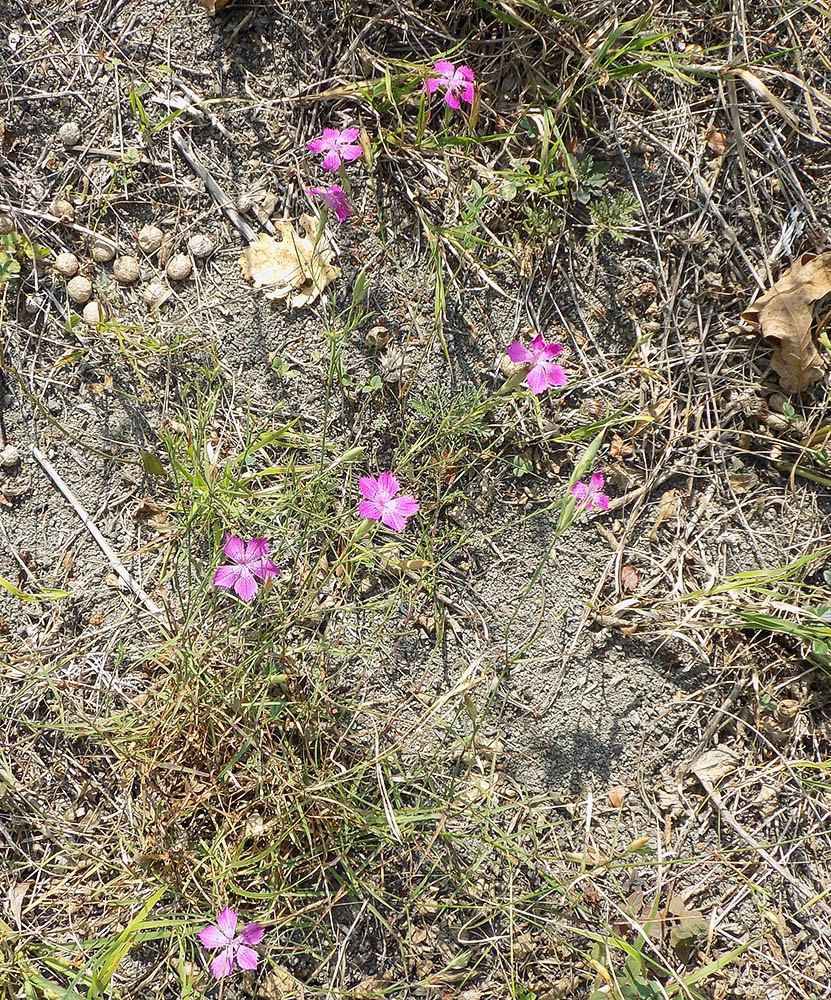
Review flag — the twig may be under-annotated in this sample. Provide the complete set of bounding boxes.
[171,129,257,243]
[30,446,164,618]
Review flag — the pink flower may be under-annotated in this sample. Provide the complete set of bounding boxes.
[359,472,419,532]
[424,60,475,110]
[306,127,363,172]
[305,184,354,222]
[571,472,610,513]
[198,907,264,980]
[506,333,568,395]
[212,535,279,602]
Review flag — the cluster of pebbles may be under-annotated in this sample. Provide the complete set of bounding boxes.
[46,220,215,324]
[35,122,218,324]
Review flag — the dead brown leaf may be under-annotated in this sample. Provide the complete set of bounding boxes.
[201,0,232,13]
[690,747,738,787]
[133,499,168,530]
[620,565,640,592]
[240,215,339,308]
[704,124,729,155]
[742,252,831,391]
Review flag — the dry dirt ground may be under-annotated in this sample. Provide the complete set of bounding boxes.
[2,1,831,998]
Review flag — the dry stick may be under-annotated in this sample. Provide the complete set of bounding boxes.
[171,129,258,243]
[31,446,164,618]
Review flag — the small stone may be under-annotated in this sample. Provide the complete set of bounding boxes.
[83,301,105,325]
[113,255,140,283]
[91,240,116,263]
[186,234,214,259]
[166,253,192,281]
[49,198,74,221]
[142,280,171,309]
[0,214,14,235]
[53,252,79,278]
[0,444,20,468]
[137,224,164,254]
[59,121,81,146]
[25,294,44,314]
[236,193,254,213]
[66,275,93,304]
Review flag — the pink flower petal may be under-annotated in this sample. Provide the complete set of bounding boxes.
[394,495,419,517]
[340,145,363,163]
[246,538,270,561]
[545,363,568,388]
[444,90,461,110]
[321,150,341,171]
[359,475,380,501]
[233,569,259,602]
[589,471,605,491]
[525,365,548,395]
[223,535,245,562]
[380,507,407,532]
[458,65,475,83]
[593,493,610,512]
[236,945,259,971]
[530,333,546,356]
[434,59,455,77]
[460,82,475,104]
[213,564,241,591]
[198,924,227,949]
[506,341,533,364]
[216,908,238,938]
[241,922,265,945]
[210,949,234,980]
[377,471,401,497]
[320,128,340,142]
[540,341,563,359]
[425,77,441,94]
[340,127,360,142]
[254,557,280,580]
[359,499,383,521]
[571,482,588,500]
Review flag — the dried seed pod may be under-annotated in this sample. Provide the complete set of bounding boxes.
[142,280,171,308]
[365,325,389,350]
[113,255,140,283]
[137,224,164,254]
[187,234,214,259]
[66,275,93,304]
[166,253,192,281]
[58,121,81,146]
[53,252,79,278]
[379,345,413,383]
[49,198,74,221]
[0,213,14,235]
[83,301,105,324]
[91,240,116,263]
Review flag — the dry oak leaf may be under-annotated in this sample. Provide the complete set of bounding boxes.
[239,215,339,308]
[742,252,831,392]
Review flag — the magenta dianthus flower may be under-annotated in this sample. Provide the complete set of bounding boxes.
[212,535,279,602]
[305,184,354,222]
[359,472,419,532]
[506,333,568,395]
[306,127,362,172]
[424,60,475,110]
[198,907,264,980]
[571,472,610,513]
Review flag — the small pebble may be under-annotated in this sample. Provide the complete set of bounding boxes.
[91,240,116,264]
[66,275,93,304]
[137,224,164,254]
[53,252,79,278]
[83,301,105,325]
[25,294,44,314]
[0,444,20,468]
[113,255,140,283]
[49,198,74,221]
[365,325,389,350]
[187,234,214,259]
[0,214,14,235]
[58,121,81,146]
[142,280,171,308]
[166,253,192,281]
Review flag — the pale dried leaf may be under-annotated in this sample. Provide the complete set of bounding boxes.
[690,747,739,787]
[742,252,831,391]
[240,216,339,308]
[8,881,29,928]
[704,124,729,155]
[620,565,640,592]
[201,0,232,13]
